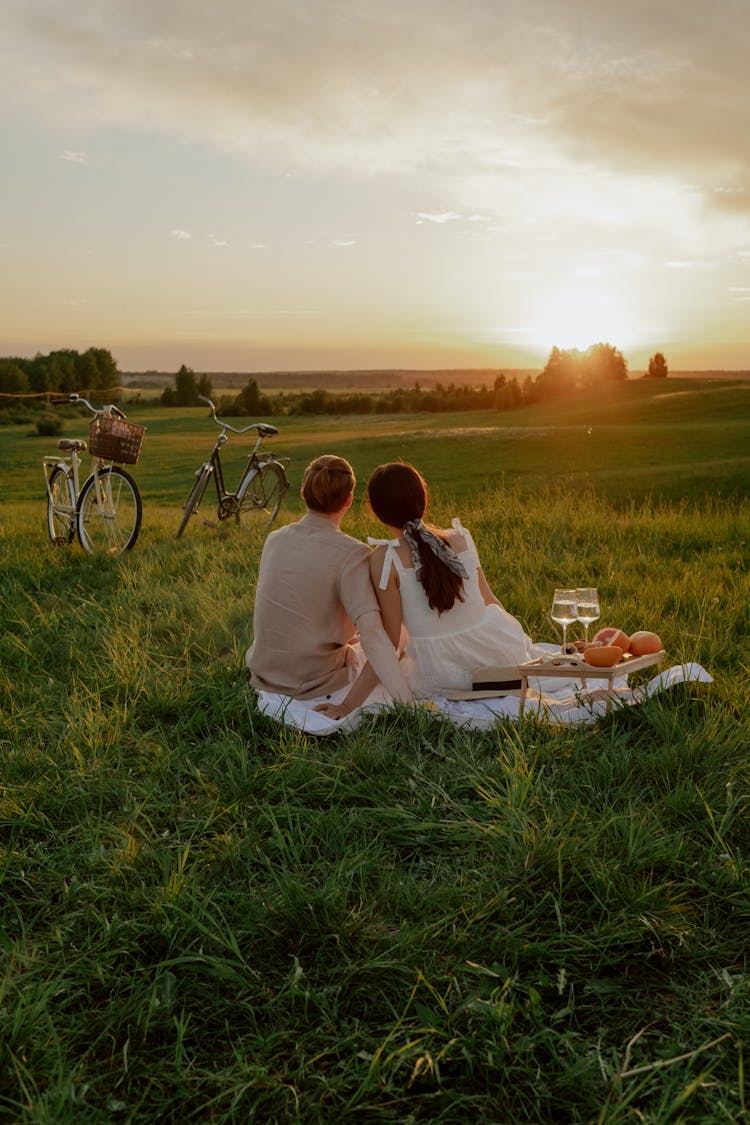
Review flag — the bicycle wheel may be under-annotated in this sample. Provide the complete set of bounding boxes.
[176,466,211,538]
[46,466,77,545]
[77,466,142,555]
[237,461,287,529]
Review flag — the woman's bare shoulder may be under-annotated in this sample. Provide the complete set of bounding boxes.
[443,525,468,552]
[369,543,387,569]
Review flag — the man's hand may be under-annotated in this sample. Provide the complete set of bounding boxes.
[313,701,350,720]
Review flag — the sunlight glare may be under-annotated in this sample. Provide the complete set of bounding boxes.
[529,289,634,353]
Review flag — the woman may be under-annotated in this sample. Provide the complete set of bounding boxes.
[247,454,412,708]
[364,461,535,698]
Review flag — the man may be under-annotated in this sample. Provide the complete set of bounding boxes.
[247,454,412,711]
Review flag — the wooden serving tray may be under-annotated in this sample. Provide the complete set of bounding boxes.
[442,652,666,702]
[520,650,666,678]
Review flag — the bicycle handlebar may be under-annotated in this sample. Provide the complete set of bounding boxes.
[197,395,278,437]
[51,393,127,420]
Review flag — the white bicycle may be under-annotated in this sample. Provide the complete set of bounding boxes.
[44,394,145,555]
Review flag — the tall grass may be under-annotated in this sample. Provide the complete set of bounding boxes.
[1,474,748,1122]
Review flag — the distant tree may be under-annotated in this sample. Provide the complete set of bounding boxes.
[646,352,668,378]
[235,378,260,414]
[233,377,271,416]
[0,360,28,394]
[493,373,507,410]
[46,349,78,393]
[75,350,101,391]
[197,373,213,401]
[506,375,523,409]
[0,346,119,399]
[303,388,329,415]
[173,364,199,406]
[494,373,523,411]
[85,347,119,390]
[22,355,49,394]
[535,346,582,399]
[582,342,628,386]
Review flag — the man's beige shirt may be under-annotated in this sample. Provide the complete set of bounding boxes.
[248,511,379,698]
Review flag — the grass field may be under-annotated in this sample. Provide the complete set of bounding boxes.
[1,379,749,1122]
[3,378,750,515]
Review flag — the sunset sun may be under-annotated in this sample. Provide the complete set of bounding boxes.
[529,289,635,354]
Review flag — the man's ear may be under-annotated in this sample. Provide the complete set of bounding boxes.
[342,490,355,512]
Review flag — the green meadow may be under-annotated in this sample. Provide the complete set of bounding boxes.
[4,377,750,513]
[1,378,749,1122]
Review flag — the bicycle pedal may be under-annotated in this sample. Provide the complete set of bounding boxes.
[202,520,218,528]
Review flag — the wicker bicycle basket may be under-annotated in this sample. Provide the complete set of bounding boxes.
[89,415,146,464]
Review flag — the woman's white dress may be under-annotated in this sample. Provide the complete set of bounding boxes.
[372,519,535,696]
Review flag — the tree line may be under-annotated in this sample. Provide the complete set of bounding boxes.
[159,345,668,416]
[1,343,669,423]
[161,367,513,417]
[0,348,119,396]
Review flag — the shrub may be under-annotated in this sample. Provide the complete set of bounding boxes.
[33,414,63,437]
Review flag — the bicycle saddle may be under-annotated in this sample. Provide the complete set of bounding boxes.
[57,438,88,451]
[257,424,278,436]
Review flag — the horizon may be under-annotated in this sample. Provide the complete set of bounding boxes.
[2,2,750,373]
[117,363,750,380]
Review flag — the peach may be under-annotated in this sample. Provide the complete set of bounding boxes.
[628,630,663,656]
[584,645,623,667]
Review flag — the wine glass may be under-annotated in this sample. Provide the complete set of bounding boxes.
[576,587,600,644]
[551,588,578,653]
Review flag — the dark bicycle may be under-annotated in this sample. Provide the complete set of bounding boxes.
[176,396,289,538]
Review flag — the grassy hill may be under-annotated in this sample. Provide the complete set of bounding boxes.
[1,421,748,1120]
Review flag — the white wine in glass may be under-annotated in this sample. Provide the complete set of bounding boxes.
[576,587,600,643]
[551,589,578,652]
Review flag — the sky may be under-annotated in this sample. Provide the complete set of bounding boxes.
[2,0,750,374]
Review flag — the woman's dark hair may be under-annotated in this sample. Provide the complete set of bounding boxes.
[301,455,355,514]
[367,462,464,614]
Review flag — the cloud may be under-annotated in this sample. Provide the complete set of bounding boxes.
[415,212,463,225]
[59,149,86,163]
[170,229,191,240]
[414,211,492,227]
[4,0,750,218]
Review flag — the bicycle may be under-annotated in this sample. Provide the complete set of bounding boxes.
[176,395,289,539]
[44,393,145,555]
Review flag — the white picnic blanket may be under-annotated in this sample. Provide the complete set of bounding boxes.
[253,644,713,736]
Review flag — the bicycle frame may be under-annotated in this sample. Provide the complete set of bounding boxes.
[44,449,126,529]
[198,429,273,515]
[44,448,79,544]
[43,447,83,517]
